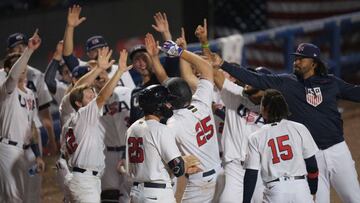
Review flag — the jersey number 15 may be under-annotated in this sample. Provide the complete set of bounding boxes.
[268,135,293,164]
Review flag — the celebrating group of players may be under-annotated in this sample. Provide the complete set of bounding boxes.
[1,4,360,203]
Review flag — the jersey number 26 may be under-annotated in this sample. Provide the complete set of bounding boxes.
[268,135,293,164]
[128,137,144,163]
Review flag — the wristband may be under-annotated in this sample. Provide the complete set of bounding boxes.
[201,43,210,48]
[31,143,41,158]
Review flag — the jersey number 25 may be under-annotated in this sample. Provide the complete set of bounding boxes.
[195,115,214,147]
[65,128,78,155]
[268,135,293,164]
[128,137,144,163]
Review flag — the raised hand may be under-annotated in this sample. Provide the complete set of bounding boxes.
[152,12,172,41]
[118,49,131,73]
[195,18,208,44]
[97,47,115,70]
[53,40,64,60]
[67,5,86,28]
[28,29,41,51]
[145,33,160,57]
[161,40,183,57]
[176,27,187,50]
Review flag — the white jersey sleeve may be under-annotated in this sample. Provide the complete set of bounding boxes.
[221,79,259,112]
[59,93,75,125]
[53,80,68,104]
[244,135,261,170]
[27,66,53,108]
[192,79,214,108]
[157,127,181,163]
[296,123,319,159]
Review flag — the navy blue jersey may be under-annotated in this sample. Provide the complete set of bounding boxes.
[221,61,360,149]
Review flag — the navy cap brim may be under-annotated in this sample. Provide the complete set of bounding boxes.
[129,48,147,61]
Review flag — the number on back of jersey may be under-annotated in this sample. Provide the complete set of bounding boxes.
[195,115,214,147]
[267,135,293,164]
[128,137,144,163]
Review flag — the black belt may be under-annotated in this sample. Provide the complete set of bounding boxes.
[133,182,166,189]
[267,175,305,184]
[106,146,125,152]
[73,167,98,176]
[0,137,30,149]
[186,168,216,178]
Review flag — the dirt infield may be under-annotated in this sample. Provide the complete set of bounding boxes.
[41,101,360,203]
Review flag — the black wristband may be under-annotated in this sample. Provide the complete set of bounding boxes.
[31,143,41,158]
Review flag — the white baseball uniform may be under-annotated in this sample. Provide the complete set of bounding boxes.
[53,79,69,105]
[219,79,265,203]
[59,93,75,126]
[126,119,181,203]
[100,86,132,202]
[0,81,36,203]
[167,79,222,203]
[63,99,105,203]
[245,119,319,203]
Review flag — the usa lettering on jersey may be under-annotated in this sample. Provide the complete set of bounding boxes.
[103,101,130,116]
[237,104,265,125]
[306,87,323,107]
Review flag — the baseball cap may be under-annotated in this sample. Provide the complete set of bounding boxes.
[85,36,108,52]
[291,43,321,60]
[129,44,147,61]
[7,33,28,48]
[71,65,90,79]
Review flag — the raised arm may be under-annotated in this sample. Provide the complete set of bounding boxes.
[335,76,360,102]
[63,5,85,56]
[213,66,226,90]
[4,30,41,93]
[45,40,63,94]
[144,33,169,83]
[96,49,130,108]
[176,28,198,91]
[152,12,172,41]
[195,18,212,58]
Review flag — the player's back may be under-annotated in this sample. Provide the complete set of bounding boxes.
[250,119,317,182]
[168,99,221,171]
[126,119,179,184]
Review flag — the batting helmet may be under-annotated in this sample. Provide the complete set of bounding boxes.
[138,85,176,118]
[164,77,192,110]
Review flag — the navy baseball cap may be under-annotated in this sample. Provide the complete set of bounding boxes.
[72,65,90,79]
[7,33,27,48]
[85,36,108,52]
[291,43,321,60]
[129,44,147,61]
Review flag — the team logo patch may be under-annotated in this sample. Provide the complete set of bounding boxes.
[306,87,323,107]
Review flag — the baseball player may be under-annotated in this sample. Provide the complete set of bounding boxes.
[216,43,360,202]
[3,31,55,203]
[244,89,319,203]
[63,48,129,202]
[159,39,222,203]
[0,30,45,203]
[62,5,136,89]
[212,66,272,203]
[125,84,201,203]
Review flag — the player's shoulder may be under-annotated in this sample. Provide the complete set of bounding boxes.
[282,119,307,130]
[27,65,43,76]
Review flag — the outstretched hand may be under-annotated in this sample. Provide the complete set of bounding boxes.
[28,29,41,51]
[67,5,86,28]
[195,18,208,44]
[97,47,115,70]
[176,27,187,50]
[145,33,160,57]
[118,49,131,73]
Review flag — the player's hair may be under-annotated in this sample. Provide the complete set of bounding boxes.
[314,60,328,76]
[261,89,290,123]
[3,53,21,70]
[69,84,92,111]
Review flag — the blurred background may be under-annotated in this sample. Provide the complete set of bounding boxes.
[1,1,359,202]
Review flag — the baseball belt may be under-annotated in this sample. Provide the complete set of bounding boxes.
[267,175,305,184]
[106,146,125,152]
[0,137,30,149]
[133,182,167,189]
[72,166,98,176]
